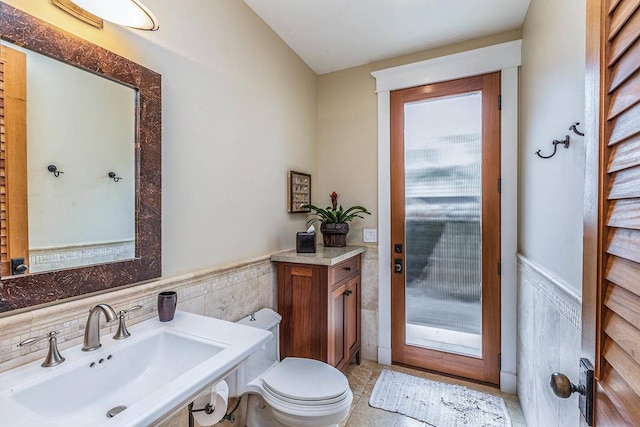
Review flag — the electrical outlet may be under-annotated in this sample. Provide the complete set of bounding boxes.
[363,228,377,243]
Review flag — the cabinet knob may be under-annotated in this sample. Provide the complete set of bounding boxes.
[343,290,353,297]
[343,266,352,271]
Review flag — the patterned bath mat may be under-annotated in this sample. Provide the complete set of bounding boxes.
[369,369,511,427]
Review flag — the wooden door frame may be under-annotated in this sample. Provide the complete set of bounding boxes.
[372,41,521,392]
[581,0,601,377]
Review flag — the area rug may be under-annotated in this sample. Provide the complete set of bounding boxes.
[369,369,511,427]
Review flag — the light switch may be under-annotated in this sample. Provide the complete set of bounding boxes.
[363,228,377,243]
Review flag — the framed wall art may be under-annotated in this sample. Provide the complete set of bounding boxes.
[289,171,311,213]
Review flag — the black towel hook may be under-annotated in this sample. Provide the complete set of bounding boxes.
[569,122,585,137]
[535,135,570,159]
[47,164,64,177]
[108,172,123,182]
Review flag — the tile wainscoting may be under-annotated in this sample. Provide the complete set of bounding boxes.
[0,255,277,373]
[517,254,582,427]
[0,245,379,427]
[0,245,379,369]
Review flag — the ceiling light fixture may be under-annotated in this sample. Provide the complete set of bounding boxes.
[62,0,159,31]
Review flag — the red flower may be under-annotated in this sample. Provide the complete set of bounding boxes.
[330,192,339,210]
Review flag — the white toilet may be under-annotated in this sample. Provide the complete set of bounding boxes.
[234,308,353,427]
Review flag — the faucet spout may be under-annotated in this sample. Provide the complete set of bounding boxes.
[82,304,117,352]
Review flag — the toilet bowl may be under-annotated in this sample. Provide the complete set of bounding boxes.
[236,309,353,427]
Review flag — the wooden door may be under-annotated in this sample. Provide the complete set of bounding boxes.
[583,0,640,424]
[0,45,28,277]
[390,73,501,385]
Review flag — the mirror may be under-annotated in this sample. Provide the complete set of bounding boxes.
[1,40,137,275]
[0,2,161,314]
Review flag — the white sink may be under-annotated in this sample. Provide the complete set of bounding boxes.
[0,311,272,427]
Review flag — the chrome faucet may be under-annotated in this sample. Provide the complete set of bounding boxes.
[82,304,117,352]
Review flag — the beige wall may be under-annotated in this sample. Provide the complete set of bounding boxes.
[316,30,522,243]
[517,0,585,425]
[4,0,318,278]
[519,0,586,292]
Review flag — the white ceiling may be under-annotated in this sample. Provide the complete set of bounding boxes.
[242,0,530,75]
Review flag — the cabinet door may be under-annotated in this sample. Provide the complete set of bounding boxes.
[344,276,360,356]
[329,282,346,367]
[278,264,327,361]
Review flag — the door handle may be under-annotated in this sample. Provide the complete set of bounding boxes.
[550,358,594,426]
[394,259,403,274]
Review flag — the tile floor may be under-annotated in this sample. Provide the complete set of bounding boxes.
[341,360,526,427]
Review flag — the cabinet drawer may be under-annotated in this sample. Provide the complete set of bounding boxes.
[329,256,360,284]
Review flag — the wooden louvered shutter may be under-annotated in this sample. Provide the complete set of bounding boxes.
[592,0,640,424]
[0,45,28,277]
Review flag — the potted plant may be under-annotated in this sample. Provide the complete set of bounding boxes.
[303,192,371,247]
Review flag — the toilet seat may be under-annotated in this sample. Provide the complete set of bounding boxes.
[261,358,350,406]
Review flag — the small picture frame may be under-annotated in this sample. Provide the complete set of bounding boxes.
[289,171,311,213]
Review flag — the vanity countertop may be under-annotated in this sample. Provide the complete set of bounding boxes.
[271,245,365,266]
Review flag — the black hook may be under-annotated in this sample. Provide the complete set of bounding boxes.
[47,165,64,177]
[108,172,122,182]
[569,122,585,137]
[535,135,570,159]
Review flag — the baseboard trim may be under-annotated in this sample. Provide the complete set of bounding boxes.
[378,347,392,365]
[500,371,517,394]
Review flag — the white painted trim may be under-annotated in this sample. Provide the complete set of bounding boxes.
[499,66,519,393]
[372,40,521,391]
[377,90,392,367]
[372,40,522,93]
[500,372,517,394]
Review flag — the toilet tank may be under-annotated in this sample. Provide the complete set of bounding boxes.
[236,308,281,383]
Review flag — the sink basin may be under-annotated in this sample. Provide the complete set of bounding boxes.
[0,311,272,426]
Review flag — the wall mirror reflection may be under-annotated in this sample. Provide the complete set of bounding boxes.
[1,40,137,277]
[0,2,161,314]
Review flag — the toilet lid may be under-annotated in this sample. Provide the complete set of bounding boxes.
[261,358,349,402]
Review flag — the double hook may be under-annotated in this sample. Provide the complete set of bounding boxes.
[47,164,64,177]
[535,122,584,159]
[108,172,123,182]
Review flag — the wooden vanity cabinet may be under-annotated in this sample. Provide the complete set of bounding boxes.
[276,254,361,372]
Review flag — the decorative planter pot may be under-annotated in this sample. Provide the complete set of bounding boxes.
[320,223,349,247]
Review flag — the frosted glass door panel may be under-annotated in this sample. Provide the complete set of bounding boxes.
[404,92,482,358]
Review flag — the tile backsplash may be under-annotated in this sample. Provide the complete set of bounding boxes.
[0,245,379,373]
[0,255,276,373]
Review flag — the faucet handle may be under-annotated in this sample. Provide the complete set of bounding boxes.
[113,305,142,340]
[18,331,65,367]
[118,304,142,316]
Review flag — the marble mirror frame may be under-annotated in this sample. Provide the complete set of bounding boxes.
[0,2,161,314]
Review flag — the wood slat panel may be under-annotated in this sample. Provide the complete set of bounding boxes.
[598,0,640,425]
[601,364,640,426]
[607,166,640,199]
[609,101,640,145]
[607,230,640,264]
[608,134,640,172]
[608,69,640,118]
[609,8,640,65]
[607,199,640,230]
[604,311,640,361]
[604,283,640,327]
[596,382,637,426]
[606,255,640,297]
[610,0,623,13]
[609,38,640,92]
[609,0,640,41]
[602,338,640,398]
